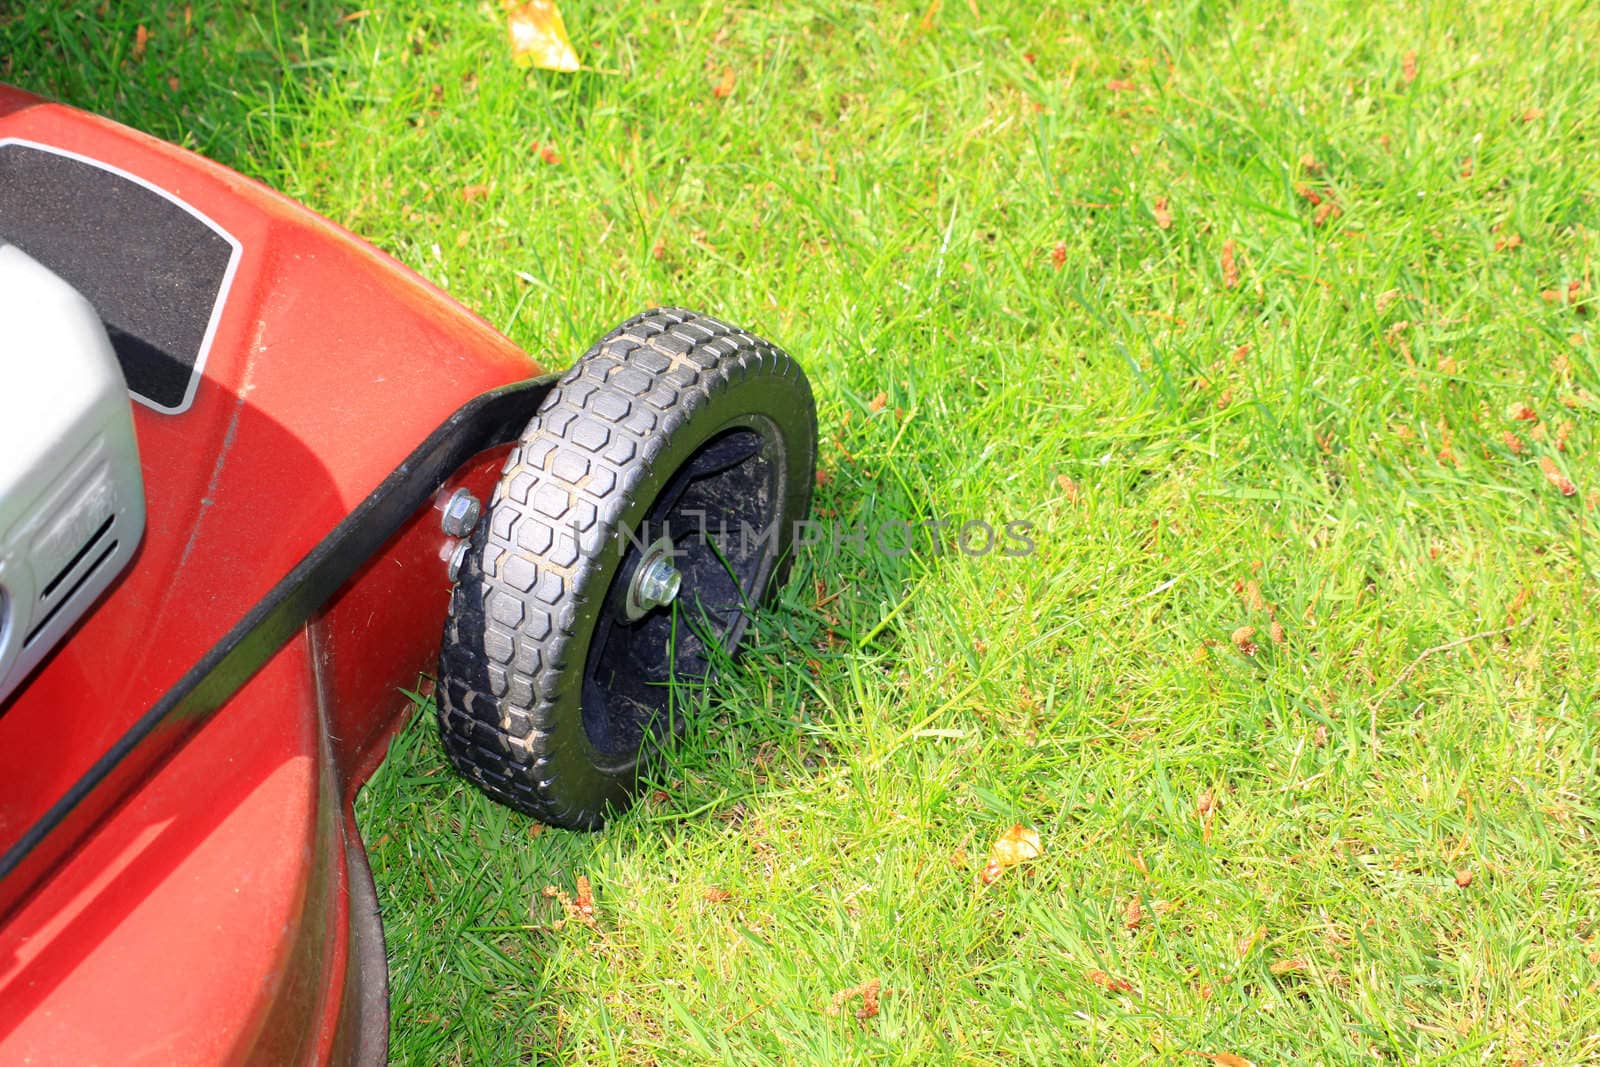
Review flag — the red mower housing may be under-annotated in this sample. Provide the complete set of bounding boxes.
[0,86,548,1063]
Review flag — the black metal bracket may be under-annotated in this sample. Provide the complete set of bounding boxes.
[0,374,558,921]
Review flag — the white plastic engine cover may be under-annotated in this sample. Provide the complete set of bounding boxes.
[0,243,145,706]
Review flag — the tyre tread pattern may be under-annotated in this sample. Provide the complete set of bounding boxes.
[436,308,809,827]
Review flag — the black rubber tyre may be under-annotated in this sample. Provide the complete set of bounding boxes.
[437,308,816,828]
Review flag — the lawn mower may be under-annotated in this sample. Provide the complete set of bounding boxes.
[0,84,816,1063]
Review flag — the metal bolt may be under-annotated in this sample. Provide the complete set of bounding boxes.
[636,556,682,608]
[441,488,482,537]
[623,536,682,620]
[447,540,470,582]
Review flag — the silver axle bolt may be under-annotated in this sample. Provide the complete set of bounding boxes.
[441,488,482,537]
[623,536,682,621]
[636,556,682,606]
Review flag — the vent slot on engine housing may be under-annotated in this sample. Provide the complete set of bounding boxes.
[25,519,120,648]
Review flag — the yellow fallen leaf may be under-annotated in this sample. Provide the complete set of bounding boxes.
[506,0,580,73]
[980,824,1042,883]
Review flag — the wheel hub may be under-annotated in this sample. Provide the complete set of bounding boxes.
[621,535,681,621]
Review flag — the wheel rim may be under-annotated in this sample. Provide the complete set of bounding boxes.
[579,415,786,764]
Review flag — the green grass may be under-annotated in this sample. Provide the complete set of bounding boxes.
[11,1,1600,1062]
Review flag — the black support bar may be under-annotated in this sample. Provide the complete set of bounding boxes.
[0,374,556,921]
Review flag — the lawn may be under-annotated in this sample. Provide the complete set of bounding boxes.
[9,0,1600,1062]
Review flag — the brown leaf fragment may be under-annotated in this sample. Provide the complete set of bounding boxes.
[1220,239,1239,288]
[1269,957,1307,975]
[1313,201,1342,227]
[855,980,880,1020]
[1269,619,1286,645]
[1296,183,1323,206]
[1231,625,1258,655]
[1501,431,1526,455]
[461,183,490,202]
[1056,474,1080,503]
[1188,1054,1258,1067]
[541,875,598,929]
[1242,580,1266,612]
[1051,240,1067,269]
[712,66,736,99]
[1556,419,1573,452]
[1237,925,1264,957]
[704,887,732,902]
[132,24,150,61]
[1085,968,1135,994]
[1454,868,1473,887]
[1153,196,1172,229]
[1231,343,1251,365]
[1107,78,1136,92]
[1522,107,1545,122]
[1313,723,1329,747]
[1543,280,1587,308]
[572,874,597,925]
[827,978,882,1019]
[1123,896,1143,930]
[1459,157,1474,178]
[1402,50,1418,84]
[1494,233,1522,252]
[868,391,888,413]
[1507,402,1538,421]
[1540,455,1577,496]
